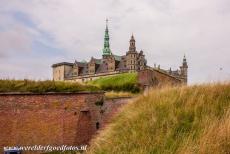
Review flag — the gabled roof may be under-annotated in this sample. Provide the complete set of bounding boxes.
[91,57,102,64]
[96,62,107,73]
[75,60,87,67]
[113,55,121,61]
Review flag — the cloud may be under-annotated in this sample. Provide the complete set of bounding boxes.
[0,11,34,58]
[0,25,32,57]
[0,0,229,83]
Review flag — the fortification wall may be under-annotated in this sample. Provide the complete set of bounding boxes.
[101,97,131,127]
[0,92,104,150]
[138,69,182,89]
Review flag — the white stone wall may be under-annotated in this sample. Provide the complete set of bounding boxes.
[53,65,65,81]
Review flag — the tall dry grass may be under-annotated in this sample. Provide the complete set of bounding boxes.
[87,83,230,154]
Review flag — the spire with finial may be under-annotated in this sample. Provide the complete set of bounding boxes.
[102,18,112,56]
[131,33,135,41]
[105,18,108,32]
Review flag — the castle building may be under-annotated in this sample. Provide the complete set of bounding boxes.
[52,20,188,84]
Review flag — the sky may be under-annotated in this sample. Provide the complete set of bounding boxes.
[0,0,229,84]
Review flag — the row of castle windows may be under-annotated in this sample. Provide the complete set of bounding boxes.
[130,60,136,64]
[130,54,136,58]
[130,65,136,70]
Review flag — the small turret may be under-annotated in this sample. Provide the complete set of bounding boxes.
[169,67,172,74]
[180,54,188,84]
[158,64,160,70]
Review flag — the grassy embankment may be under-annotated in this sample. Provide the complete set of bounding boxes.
[0,73,139,94]
[88,83,230,154]
[87,73,139,94]
[0,80,99,93]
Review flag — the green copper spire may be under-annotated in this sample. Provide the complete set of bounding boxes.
[103,19,112,56]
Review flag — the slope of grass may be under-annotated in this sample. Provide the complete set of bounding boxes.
[105,91,137,99]
[88,83,230,154]
[88,73,139,93]
[0,80,99,93]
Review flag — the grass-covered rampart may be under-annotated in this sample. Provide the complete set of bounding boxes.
[87,73,139,93]
[0,80,99,93]
[88,83,230,154]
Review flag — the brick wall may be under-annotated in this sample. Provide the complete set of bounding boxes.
[0,92,104,150]
[101,97,131,127]
[138,69,182,89]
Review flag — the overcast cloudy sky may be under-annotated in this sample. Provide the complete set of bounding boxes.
[0,0,229,84]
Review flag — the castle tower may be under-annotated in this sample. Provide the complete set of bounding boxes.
[102,19,112,57]
[180,55,188,84]
[126,34,138,71]
[129,34,136,52]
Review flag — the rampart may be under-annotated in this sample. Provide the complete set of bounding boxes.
[0,92,104,150]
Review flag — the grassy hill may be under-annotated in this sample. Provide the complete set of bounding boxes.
[0,80,99,93]
[88,83,230,154]
[0,73,139,94]
[87,73,139,93]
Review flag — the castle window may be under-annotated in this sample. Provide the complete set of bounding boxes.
[96,122,100,130]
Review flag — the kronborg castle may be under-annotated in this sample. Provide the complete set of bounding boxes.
[52,20,188,87]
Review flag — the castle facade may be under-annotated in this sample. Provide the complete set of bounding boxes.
[52,20,188,84]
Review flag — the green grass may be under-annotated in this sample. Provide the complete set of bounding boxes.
[105,91,137,99]
[87,73,140,93]
[0,73,139,93]
[88,83,230,154]
[0,80,99,93]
